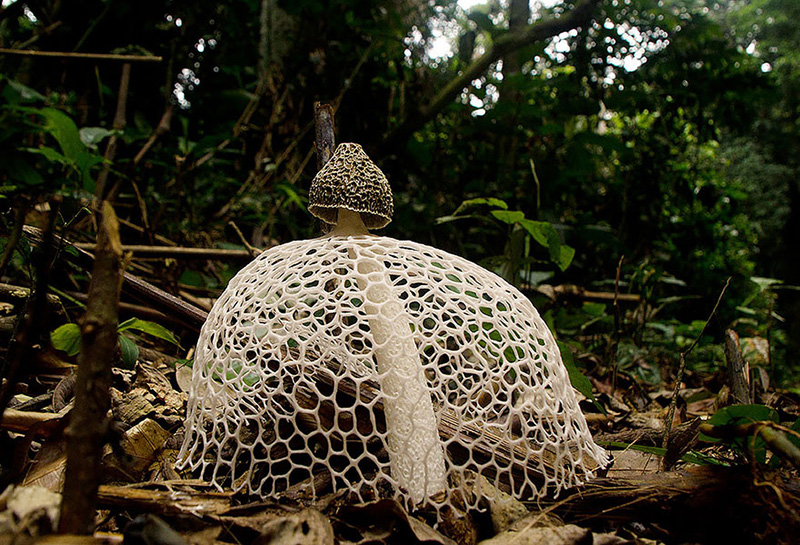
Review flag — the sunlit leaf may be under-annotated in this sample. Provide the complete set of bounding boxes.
[118,317,180,346]
[51,323,82,356]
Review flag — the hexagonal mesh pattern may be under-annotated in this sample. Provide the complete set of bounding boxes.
[177,235,608,511]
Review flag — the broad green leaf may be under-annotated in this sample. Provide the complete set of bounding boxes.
[453,197,508,215]
[119,335,140,368]
[518,219,549,247]
[557,340,603,413]
[1,79,46,103]
[51,323,82,356]
[26,146,70,166]
[490,210,525,224]
[79,127,114,148]
[118,317,180,346]
[582,302,607,318]
[40,108,85,161]
[557,244,575,271]
[705,404,779,429]
[702,404,779,464]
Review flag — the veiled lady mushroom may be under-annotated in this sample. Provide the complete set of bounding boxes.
[178,143,608,513]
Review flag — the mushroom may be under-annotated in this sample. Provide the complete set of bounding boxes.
[178,143,608,513]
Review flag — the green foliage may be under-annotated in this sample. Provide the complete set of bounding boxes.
[3,0,800,386]
[702,404,780,464]
[50,318,180,368]
[437,198,574,284]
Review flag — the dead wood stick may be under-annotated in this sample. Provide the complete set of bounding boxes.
[724,329,751,405]
[23,226,208,331]
[59,202,123,534]
[0,198,27,278]
[314,102,336,170]
[70,243,257,260]
[0,48,162,62]
[0,282,63,307]
[97,63,130,200]
[96,484,233,519]
[536,284,641,303]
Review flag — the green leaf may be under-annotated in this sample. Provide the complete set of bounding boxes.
[597,442,729,466]
[705,404,779,430]
[557,340,603,413]
[1,79,46,103]
[117,317,180,346]
[702,404,779,464]
[26,146,70,166]
[582,302,607,318]
[490,210,525,224]
[119,335,140,368]
[453,197,508,215]
[518,219,550,247]
[51,324,82,356]
[557,244,575,271]
[40,108,85,161]
[79,127,114,148]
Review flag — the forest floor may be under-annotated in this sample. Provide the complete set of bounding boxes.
[2,228,800,545]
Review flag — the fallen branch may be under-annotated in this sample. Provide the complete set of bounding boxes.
[0,48,162,62]
[70,243,257,260]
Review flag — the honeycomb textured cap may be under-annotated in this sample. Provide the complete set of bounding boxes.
[177,235,609,516]
[309,143,393,229]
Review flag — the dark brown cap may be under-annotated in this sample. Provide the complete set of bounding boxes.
[309,143,393,229]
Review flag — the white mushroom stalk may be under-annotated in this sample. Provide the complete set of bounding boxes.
[332,208,447,503]
[177,143,609,515]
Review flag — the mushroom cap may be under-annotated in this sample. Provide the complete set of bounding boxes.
[309,143,393,229]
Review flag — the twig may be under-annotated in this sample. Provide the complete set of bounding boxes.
[97,63,131,200]
[71,242,257,260]
[132,104,174,166]
[117,217,177,247]
[0,48,162,62]
[227,222,260,258]
[661,277,731,467]
[59,202,123,534]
